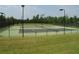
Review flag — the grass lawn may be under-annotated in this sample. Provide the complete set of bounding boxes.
[0,33,79,54]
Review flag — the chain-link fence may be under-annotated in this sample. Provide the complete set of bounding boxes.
[0,24,78,37]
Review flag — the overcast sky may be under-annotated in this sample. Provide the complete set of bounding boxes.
[0,5,79,19]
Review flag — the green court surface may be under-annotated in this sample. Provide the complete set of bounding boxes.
[0,24,78,37]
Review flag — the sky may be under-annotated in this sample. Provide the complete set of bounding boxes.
[0,5,79,19]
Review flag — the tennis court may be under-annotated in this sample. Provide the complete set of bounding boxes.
[0,24,78,37]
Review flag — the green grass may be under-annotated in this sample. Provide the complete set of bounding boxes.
[0,33,79,54]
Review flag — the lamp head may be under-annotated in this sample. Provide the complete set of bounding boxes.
[59,9,64,11]
[21,5,25,7]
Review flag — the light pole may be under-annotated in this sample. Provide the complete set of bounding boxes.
[59,9,66,35]
[21,5,25,37]
[0,12,10,37]
[8,17,11,37]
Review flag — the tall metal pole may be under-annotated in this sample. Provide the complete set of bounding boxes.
[21,5,25,37]
[0,12,9,37]
[8,18,10,37]
[0,12,10,37]
[59,9,65,35]
[63,9,65,35]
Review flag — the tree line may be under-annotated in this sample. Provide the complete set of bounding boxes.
[0,14,79,28]
[26,14,79,27]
